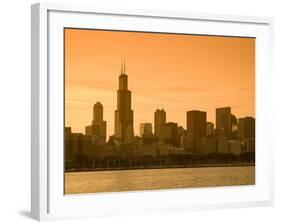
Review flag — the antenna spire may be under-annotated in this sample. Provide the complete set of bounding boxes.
[124,58,126,74]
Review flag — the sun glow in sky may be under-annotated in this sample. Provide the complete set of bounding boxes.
[65,28,255,138]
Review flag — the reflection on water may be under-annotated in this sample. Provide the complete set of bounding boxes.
[65,166,255,194]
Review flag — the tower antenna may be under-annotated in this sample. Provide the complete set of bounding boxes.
[124,58,126,74]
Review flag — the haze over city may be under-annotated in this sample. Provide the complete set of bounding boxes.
[65,28,255,137]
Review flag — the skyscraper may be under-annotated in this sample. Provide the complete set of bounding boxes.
[85,102,107,141]
[114,61,134,142]
[163,122,178,146]
[140,123,153,137]
[238,117,255,140]
[216,107,232,139]
[154,109,166,139]
[186,110,207,141]
[186,110,207,154]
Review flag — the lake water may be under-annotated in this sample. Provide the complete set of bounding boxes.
[65,166,255,194]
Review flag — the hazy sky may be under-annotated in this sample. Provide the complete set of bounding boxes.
[65,28,255,137]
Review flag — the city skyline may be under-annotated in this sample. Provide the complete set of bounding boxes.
[65,28,255,136]
[66,65,255,140]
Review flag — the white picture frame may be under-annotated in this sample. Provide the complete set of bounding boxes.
[31,2,274,221]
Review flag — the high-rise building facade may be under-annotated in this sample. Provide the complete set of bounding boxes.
[114,62,134,142]
[85,102,107,141]
[216,107,232,139]
[163,122,178,146]
[186,110,207,154]
[186,110,207,141]
[154,109,166,139]
[140,123,153,137]
[238,117,255,140]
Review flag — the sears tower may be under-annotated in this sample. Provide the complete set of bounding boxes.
[114,61,134,142]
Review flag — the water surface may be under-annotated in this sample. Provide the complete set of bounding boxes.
[65,166,255,194]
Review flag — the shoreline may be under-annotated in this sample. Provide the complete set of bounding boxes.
[65,163,255,173]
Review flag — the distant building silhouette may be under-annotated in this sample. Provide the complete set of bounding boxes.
[228,140,242,155]
[186,110,207,154]
[186,110,207,141]
[85,102,106,142]
[125,125,134,144]
[64,130,92,168]
[154,108,166,139]
[238,117,255,141]
[206,122,214,136]
[217,134,228,153]
[216,107,232,139]
[238,117,255,152]
[65,127,72,136]
[196,136,216,154]
[163,122,178,147]
[114,61,134,142]
[139,123,153,137]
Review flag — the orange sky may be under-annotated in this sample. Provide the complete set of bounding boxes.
[65,28,255,137]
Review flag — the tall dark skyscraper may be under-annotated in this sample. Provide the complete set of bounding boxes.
[85,102,107,141]
[114,61,134,142]
[238,117,255,140]
[216,107,232,138]
[154,108,166,139]
[186,110,207,140]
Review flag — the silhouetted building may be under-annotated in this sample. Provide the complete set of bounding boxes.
[206,122,214,136]
[186,110,207,141]
[238,117,255,141]
[140,123,153,137]
[65,127,72,136]
[163,122,178,146]
[186,110,207,154]
[125,125,134,144]
[64,132,93,168]
[114,61,134,142]
[243,138,255,152]
[180,135,188,149]
[85,102,106,143]
[142,134,158,145]
[216,107,232,139]
[177,126,186,136]
[228,140,242,155]
[140,123,157,145]
[139,145,158,158]
[195,136,216,154]
[217,135,228,153]
[154,108,166,139]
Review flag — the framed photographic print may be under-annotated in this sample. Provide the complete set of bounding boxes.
[31,2,274,221]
